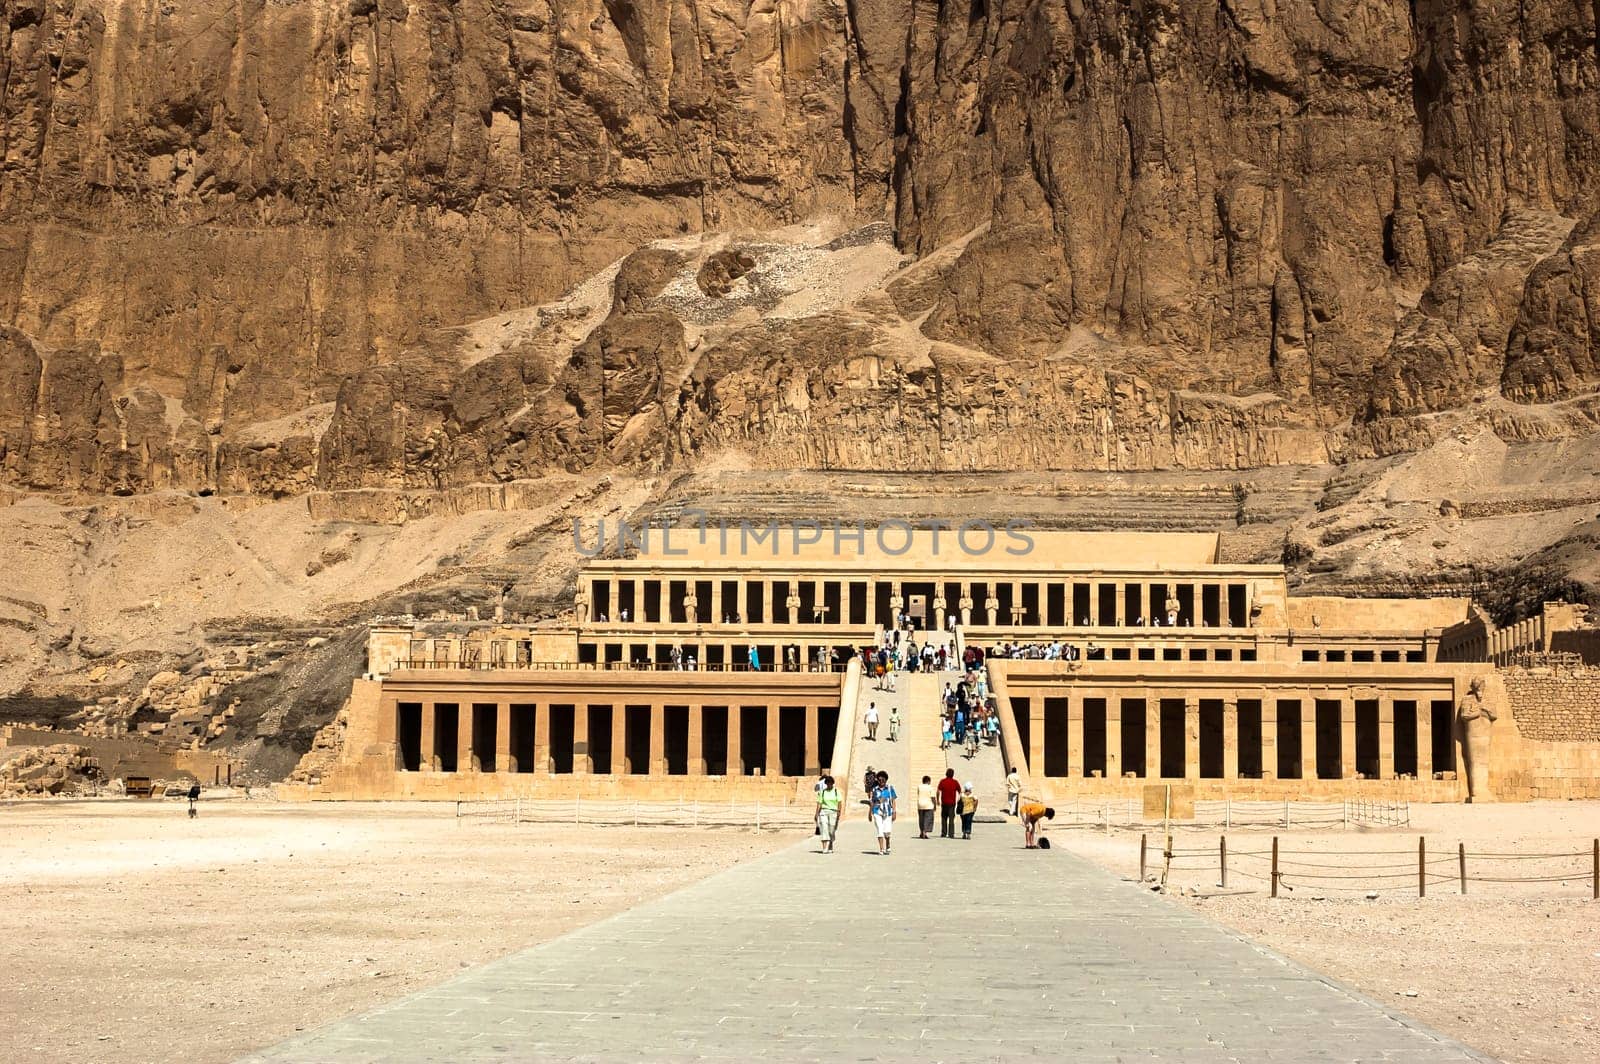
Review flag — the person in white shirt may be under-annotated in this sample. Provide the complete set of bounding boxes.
[864,702,880,740]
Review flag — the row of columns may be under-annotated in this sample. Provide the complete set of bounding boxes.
[1022,691,1444,780]
[583,576,1250,628]
[404,701,830,777]
[586,576,858,625]
[595,641,846,669]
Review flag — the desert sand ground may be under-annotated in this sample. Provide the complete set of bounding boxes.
[1058,800,1600,1064]
[0,798,797,1064]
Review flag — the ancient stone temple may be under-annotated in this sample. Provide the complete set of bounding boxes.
[299,527,1600,802]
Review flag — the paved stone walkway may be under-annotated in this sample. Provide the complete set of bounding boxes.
[244,823,1491,1063]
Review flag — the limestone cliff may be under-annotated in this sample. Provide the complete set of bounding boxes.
[1,0,1597,493]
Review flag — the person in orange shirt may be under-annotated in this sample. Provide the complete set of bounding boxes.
[1020,801,1055,848]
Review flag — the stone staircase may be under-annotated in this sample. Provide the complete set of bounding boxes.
[842,665,911,820]
[900,671,950,801]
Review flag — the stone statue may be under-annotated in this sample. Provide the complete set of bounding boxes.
[574,584,590,623]
[1455,677,1497,803]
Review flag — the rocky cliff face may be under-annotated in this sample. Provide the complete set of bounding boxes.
[2,0,1597,494]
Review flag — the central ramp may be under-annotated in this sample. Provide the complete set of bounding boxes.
[245,824,1488,1063]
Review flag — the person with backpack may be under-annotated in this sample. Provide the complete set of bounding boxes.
[869,771,897,855]
[959,784,978,839]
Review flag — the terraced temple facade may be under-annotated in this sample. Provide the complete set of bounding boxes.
[298,528,1600,802]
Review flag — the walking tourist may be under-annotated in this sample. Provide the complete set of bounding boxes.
[940,713,953,750]
[937,769,961,838]
[870,771,897,854]
[888,705,901,742]
[864,701,879,740]
[187,782,201,819]
[960,785,978,839]
[1005,767,1021,815]
[916,775,936,838]
[816,776,841,853]
[813,772,827,836]
[1020,801,1055,849]
[862,765,875,805]
[748,645,761,671]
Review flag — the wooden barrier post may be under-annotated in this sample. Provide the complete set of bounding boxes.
[1140,833,1148,881]
[1418,836,1426,898]
[1458,842,1466,895]
[1270,836,1279,898]
[1592,839,1598,901]
[1220,834,1228,888]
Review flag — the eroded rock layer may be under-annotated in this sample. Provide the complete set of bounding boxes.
[0,0,1597,493]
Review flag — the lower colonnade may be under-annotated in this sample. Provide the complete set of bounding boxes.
[990,660,1488,800]
[303,665,852,800]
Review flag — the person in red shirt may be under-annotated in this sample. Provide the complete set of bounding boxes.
[936,769,962,838]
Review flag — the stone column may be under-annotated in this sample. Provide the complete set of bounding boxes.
[1340,695,1357,779]
[612,707,628,774]
[766,705,783,777]
[457,706,475,772]
[1300,696,1317,780]
[1088,583,1100,626]
[711,579,724,624]
[804,704,820,776]
[1114,584,1127,626]
[865,580,878,628]
[420,703,438,772]
[1066,693,1084,780]
[1193,581,1205,625]
[1010,580,1024,625]
[1184,697,1200,779]
[687,705,705,775]
[573,704,591,775]
[1222,698,1239,780]
[736,579,749,624]
[1145,696,1161,778]
[728,705,744,776]
[657,579,670,625]
[1028,701,1045,778]
[1378,696,1395,780]
[1417,701,1434,780]
[632,578,646,623]
[1260,697,1277,779]
[1104,691,1123,779]
[649,702,666,775]
[534,703,551,774]
[496,703,514,773]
